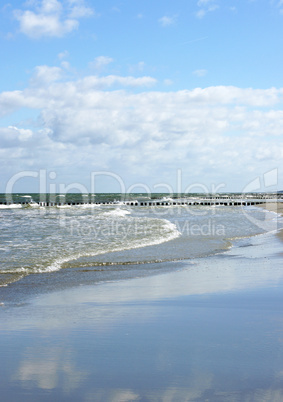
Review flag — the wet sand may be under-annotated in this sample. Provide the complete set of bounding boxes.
[1,207,283,401]
[261,202,283,215]
[260,201,283,242]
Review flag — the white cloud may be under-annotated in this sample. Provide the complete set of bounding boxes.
[58,50,69,59]
[14,0,94,38]
[89,56,114,71]
[197,0,214,5]
[1,64,283,190]
[196,0,219,18]
[14,9,78,38]
[31,65,63,84]
[193,69,208,77]
[67,0,93,18]
[9,126,33,141]
[158,15,177,27]
[77,75,157,90]
[0,126,33,147]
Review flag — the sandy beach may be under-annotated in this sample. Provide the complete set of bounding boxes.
[261,202,283,215]
[1,204,283,401]
[260,202,283,243]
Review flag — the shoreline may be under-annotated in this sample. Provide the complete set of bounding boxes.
[260,201,283,214]
[1,208,283,399]
[258,201,283,242]
[1,202,283,302]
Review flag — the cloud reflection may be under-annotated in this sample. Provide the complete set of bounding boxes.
[14,346,87,392]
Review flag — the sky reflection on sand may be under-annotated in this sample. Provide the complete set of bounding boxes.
[27,231,283,312]
[1,231,283,401]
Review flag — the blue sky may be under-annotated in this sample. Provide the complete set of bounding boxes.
[1,0,283,193]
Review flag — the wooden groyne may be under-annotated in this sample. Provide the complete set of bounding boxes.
[0,198,281,208]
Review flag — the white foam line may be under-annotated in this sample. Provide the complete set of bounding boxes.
[44,219,181,273]
[0,217,181,276]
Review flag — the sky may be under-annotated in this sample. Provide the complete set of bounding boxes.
[1,0,283,193]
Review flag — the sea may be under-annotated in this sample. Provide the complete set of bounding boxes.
[2,193,283,400]
[0,193,282,294]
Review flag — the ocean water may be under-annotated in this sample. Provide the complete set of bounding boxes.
[2,194,283,401]
[0,193,282,290]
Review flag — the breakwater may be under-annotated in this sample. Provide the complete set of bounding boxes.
[0,197,280,208]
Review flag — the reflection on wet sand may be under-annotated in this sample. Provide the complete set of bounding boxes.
[27,231,283,317]
[1,230,283,401]
[84,385,283,402]
[14,345,88,392]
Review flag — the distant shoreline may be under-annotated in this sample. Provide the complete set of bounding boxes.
[259,202,283,243]
[261,202,283,215]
